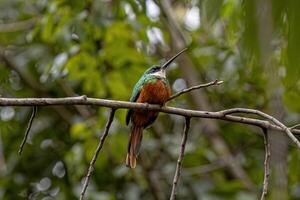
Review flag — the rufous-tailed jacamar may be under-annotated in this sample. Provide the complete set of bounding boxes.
[126,48,187,168]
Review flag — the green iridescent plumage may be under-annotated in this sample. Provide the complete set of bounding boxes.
[126,66,169,125]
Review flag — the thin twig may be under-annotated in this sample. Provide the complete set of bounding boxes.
[0,48,46,92]
[290,124,300,130]
[183,160,226,176]
[260,128,270,200]
[0,17,39,33]
[167,80,223,101]
[222,108,300,149]
[80,109,116,200]
[170,117,191,200]
[18,106,37,155]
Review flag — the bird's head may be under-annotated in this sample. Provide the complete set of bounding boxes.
[144,48,187,78]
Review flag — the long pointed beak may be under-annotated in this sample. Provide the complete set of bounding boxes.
[161,48,188,70]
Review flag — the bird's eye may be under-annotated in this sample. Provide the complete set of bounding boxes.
[145,66,160,74]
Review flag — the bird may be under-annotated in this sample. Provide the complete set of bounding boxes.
[125,48,187,168]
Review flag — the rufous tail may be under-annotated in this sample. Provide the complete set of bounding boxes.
[126,125,143,168]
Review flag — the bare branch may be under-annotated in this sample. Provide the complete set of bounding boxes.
[183,160,226,176]
[167,80,223,101]
[222,108,300,149]
[0,97,299,136]
[0,49,46,92]
[260,128,270,200]
[57,79,92,118]
[80,109,116,200]
[0,17,39,33]
[170,117,191,200]
[18,106,37,155]
[290,124,300,130]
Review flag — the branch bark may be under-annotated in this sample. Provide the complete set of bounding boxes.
[18,106,37,155]
[0,17,39,33]
[1,97,299,136]
[80,109,116,200]
[167,80,223,101]
[222,108,300,149]
[260,128,270,200]
[291,124,300,130]
[0,48,75,124]
[170,117,191,200]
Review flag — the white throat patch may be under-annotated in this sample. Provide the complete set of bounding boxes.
[152,70,166,78]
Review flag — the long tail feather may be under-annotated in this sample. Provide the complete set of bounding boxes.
[126,125,143,168]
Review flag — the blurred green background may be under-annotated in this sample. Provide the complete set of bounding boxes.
[0,0,300,199]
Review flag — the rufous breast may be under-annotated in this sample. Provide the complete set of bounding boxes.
[137,79,170,105]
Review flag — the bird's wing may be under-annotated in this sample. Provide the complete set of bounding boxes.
[126,77,145,125]
[126,76,157,125]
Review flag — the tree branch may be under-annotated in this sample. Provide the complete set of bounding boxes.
[290,124,300,130]
[260,128,270,200]
[170,117,191,200]
[18,106,37,155]
[0,48,46,92]
[221,108,300,149]
[80,108,116,200]
[167,80,223,102]
[0,17,39,33]
[0,97,299,136]
[183,160,226,176]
